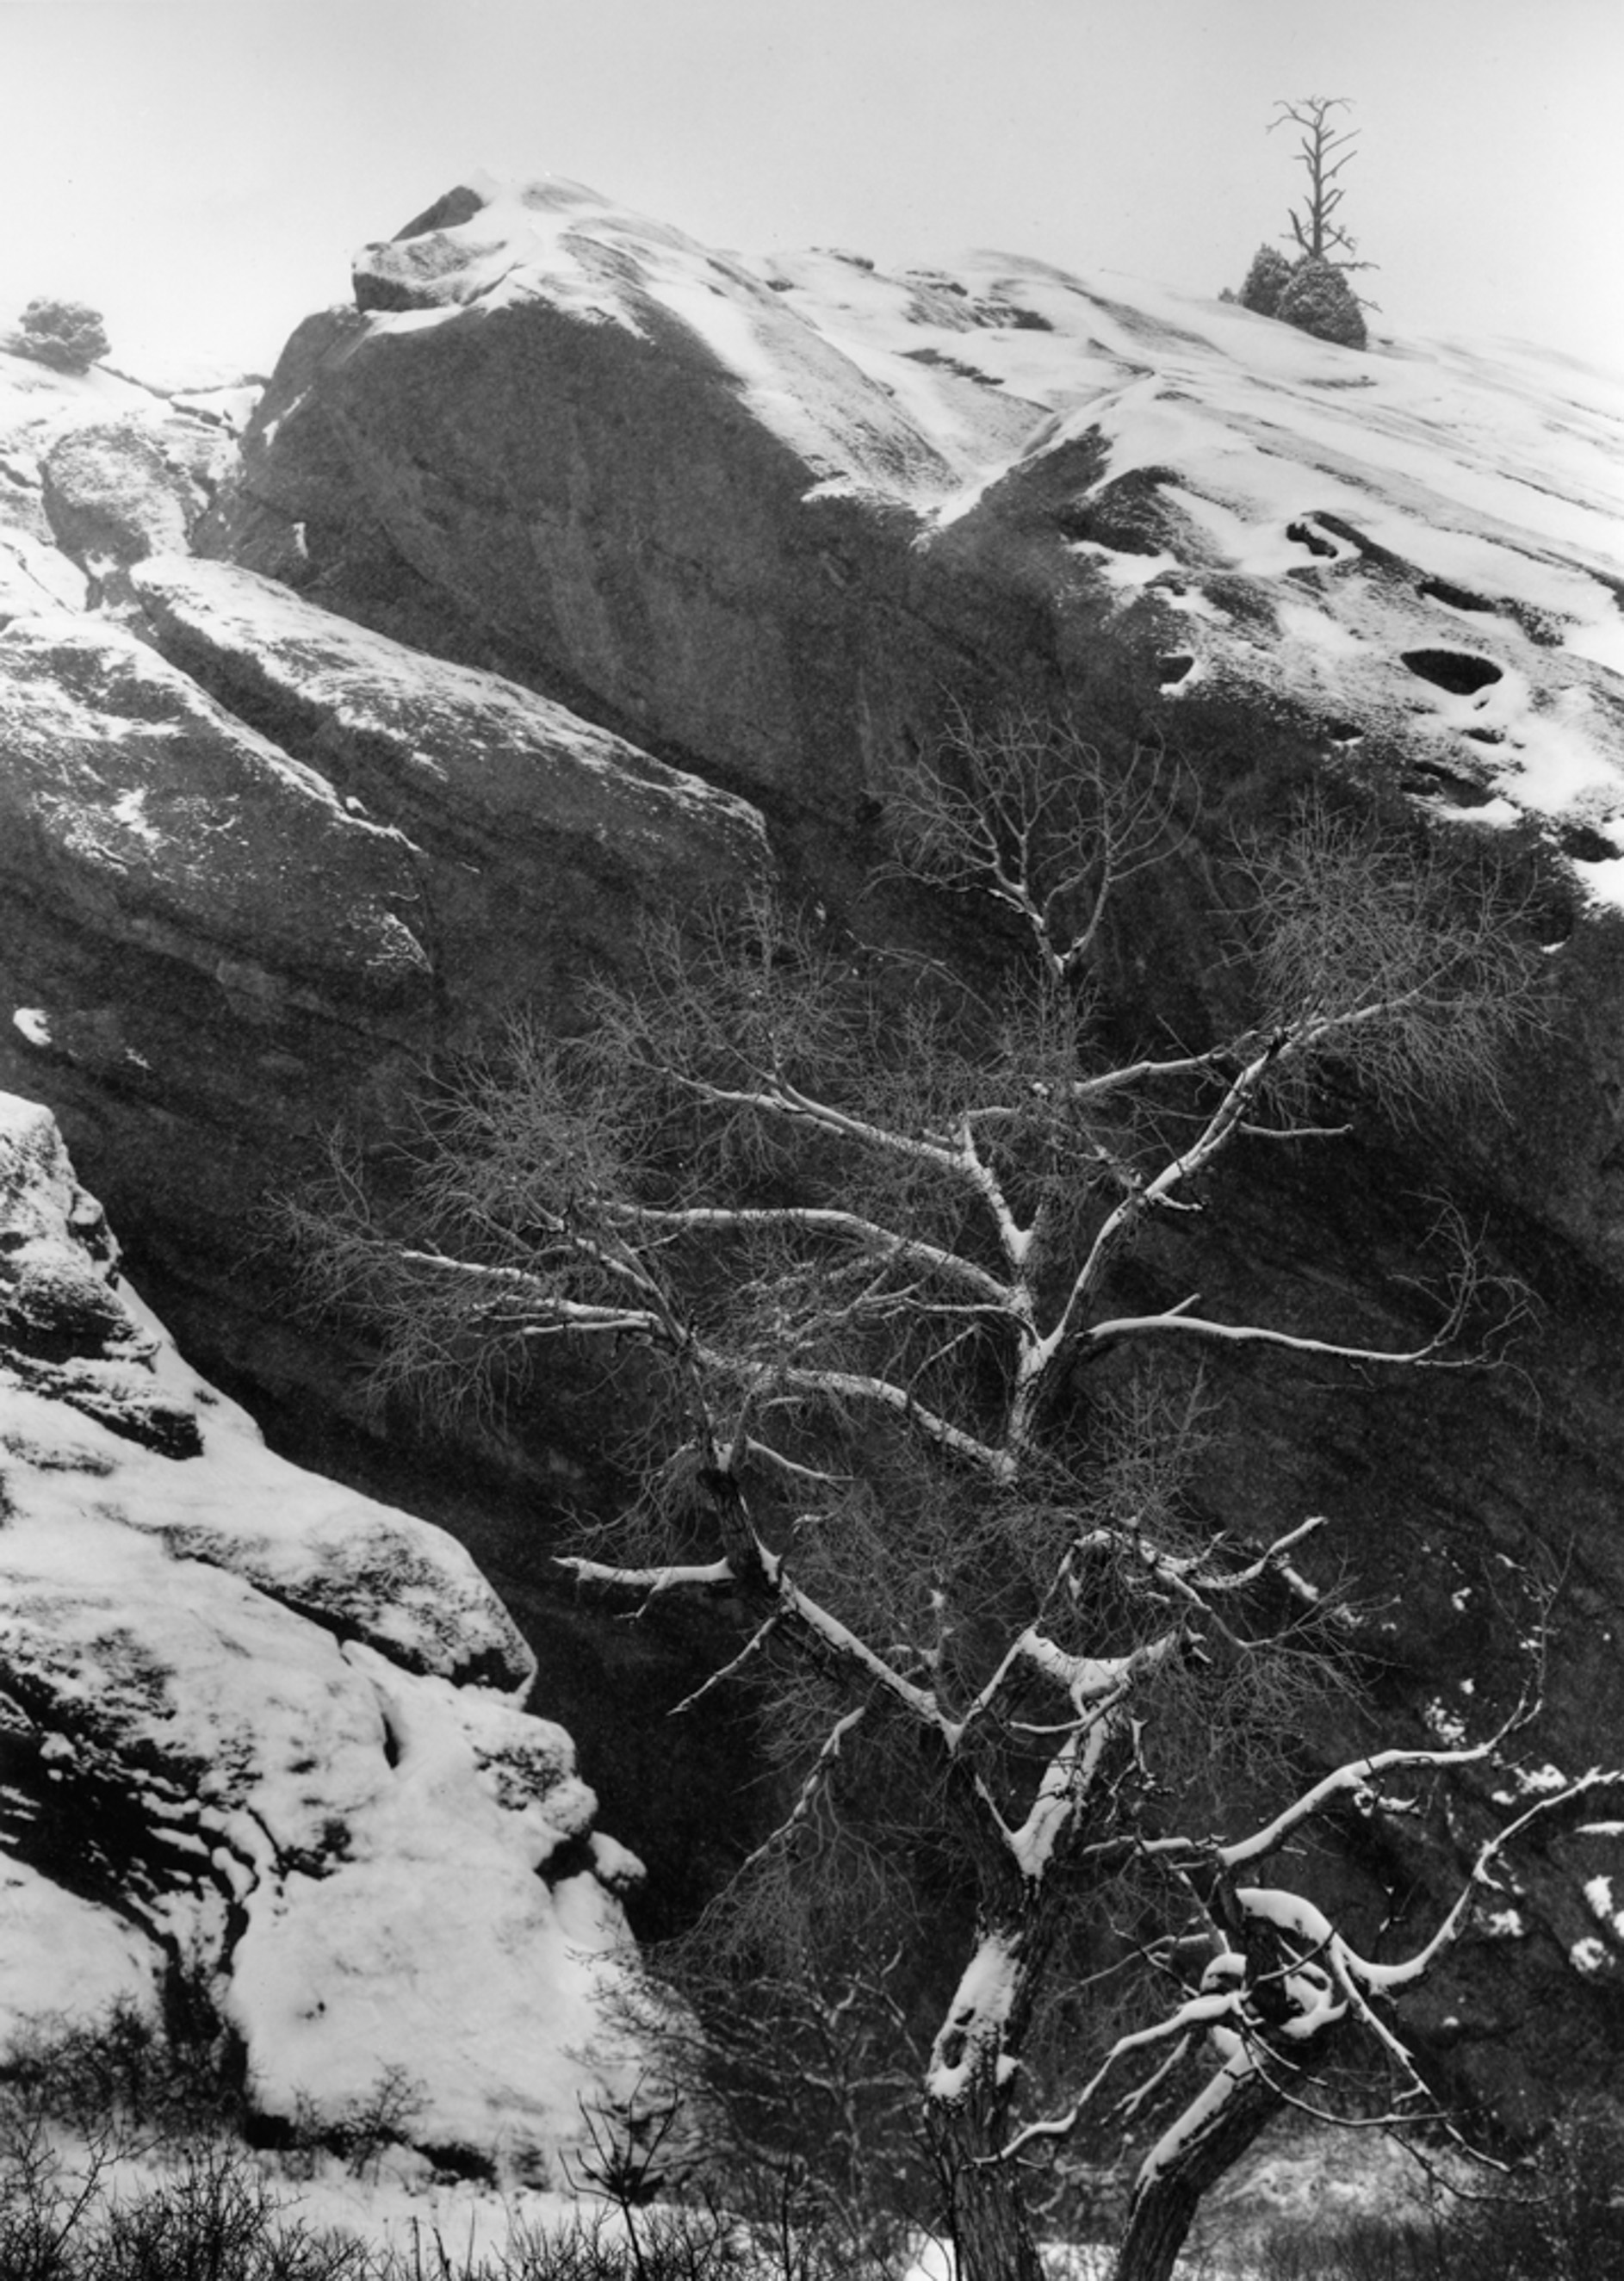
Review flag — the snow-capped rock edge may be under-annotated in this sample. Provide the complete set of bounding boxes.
[242,171,1624,877]
[0,1091,641,2172]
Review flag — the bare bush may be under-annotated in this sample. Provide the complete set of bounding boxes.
[11,298,109,373]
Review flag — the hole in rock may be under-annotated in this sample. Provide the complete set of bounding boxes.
[1323,721,1364,746]
[1306,511,1407,571]
[1401,650,1503,696]
[1158,654,1194,685]
[1559,823,1618,865]
[1405,762,1497,809]
[1419,577,1496,615]
[1056,465,1181,556]
[1286,519,1339,560]
[421,2143,498,2186]
[1463,728,1505,747]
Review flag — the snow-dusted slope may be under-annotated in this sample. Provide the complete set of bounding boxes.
[755,239,1624,891]
[317,176,1624,889]
[0,1094,641,2169]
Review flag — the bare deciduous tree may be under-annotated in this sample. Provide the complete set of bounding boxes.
[1268,96,1367,270]
[280,710,1600,2281]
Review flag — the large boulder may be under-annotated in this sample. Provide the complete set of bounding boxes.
[214,180,1624,865]
[0,1093,642,2165]
[208,176,1013,813]
[42,419,206,592]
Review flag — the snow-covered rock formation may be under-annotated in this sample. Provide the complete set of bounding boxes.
[3,175,1624,2139]
[217,172,1624,868]
[0,1091,640,2167]
[0,341,251,615]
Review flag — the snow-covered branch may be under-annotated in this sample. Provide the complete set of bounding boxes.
[557,1555,738,1594]
[735,1705,869,1878]
[1083,1305,1467,1370]
[999,1986,1243,2160]
[623,1201,1013,1306]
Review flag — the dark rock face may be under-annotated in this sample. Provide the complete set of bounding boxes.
[130,553,772,1034]
[208,181,980,815]
[0,561,770,1400]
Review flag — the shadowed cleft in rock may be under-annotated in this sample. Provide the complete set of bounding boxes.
[1400,648,1504,695]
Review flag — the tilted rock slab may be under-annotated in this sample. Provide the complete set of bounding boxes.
[219,175,1624,861]
[0,609,429,1006]
[210,175,990,812]
[0,557,771,1388]
[131,551,772,1022]
[0,1092,642,2165]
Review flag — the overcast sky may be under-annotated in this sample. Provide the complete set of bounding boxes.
[3,0,1620,376]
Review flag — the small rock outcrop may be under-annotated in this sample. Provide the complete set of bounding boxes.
[0,1093,640,2162]
[0,609,429,1004]
[42,419,206,594]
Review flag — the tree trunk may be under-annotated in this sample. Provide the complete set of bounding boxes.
[928,2095,1045,2281]
[1111,2067,1282,2281]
